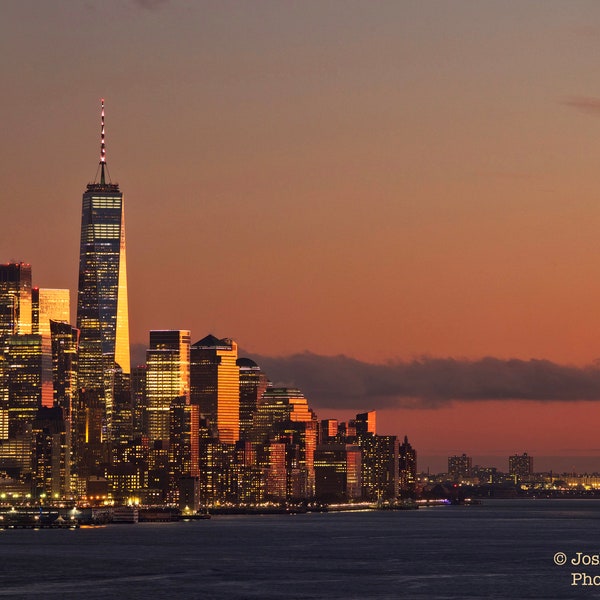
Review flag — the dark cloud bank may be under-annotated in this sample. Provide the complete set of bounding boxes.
[129,343,600,410]
[245,353,600,410]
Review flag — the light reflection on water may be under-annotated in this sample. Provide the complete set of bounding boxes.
[0,499,599,599]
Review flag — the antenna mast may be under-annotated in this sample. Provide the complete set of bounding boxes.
[100,98,106,185]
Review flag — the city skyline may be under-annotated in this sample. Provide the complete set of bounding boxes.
[5,2,600,470]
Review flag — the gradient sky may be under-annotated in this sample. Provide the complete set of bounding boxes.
[4,1,600,471]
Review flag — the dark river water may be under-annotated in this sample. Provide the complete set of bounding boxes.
[1,499,600,599]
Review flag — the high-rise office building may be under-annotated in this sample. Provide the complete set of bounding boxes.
[50,321,79,418]
[169,395,200,500]
[130,365,147,439]
[237,357,269,440]
[251,387,317,431]
[355,411,376,436]
[32,288,70,338]
[0,355,8,440]
[5,334,53,435]
[265,441,287,500]
[190,335,239,444]
[146,330,191,444]
[50,320,79,491]
[357,432,399,501]
[198,438,236,503]
[319,419,339,443]
[32,406,70,499]
[0,263,32,337]
[250,387,318,499]
[76,100,131,390]
[398,435,417,495]
[314,443,362,502]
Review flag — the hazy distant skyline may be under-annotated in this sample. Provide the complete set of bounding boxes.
[4,1,600,467]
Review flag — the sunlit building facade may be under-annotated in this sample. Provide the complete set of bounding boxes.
[355,411,376,436]
[146,330,191,446]
[32,288,70,338]
[251,387,318,499]
[76,179,130,389]
[265,441,287,500]
[252,387,317,432]
[0,262,32,337]
[190,335,239,444]
[319,419,339,444]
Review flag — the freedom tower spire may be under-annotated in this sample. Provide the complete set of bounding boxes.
[100,98,106,184]
[76,100,131,463]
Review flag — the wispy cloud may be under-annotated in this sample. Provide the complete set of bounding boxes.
[563,96,600,117]
[245,352,600,410]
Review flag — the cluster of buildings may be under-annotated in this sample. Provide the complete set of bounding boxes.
[438,452,538,489]
[422,452,600,497]
[446,452,534,483]
[0,103,418,509]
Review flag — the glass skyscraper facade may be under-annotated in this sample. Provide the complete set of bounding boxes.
[190,335,240,445]
[32,288,70,338]
[237,357,269,440]
[5,333,53,435]
[146,330,191,444]
[76,181,130,389]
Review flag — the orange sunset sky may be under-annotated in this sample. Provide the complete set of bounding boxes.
[3,1,600,471]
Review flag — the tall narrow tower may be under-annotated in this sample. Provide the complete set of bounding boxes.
[76,100,130,461]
